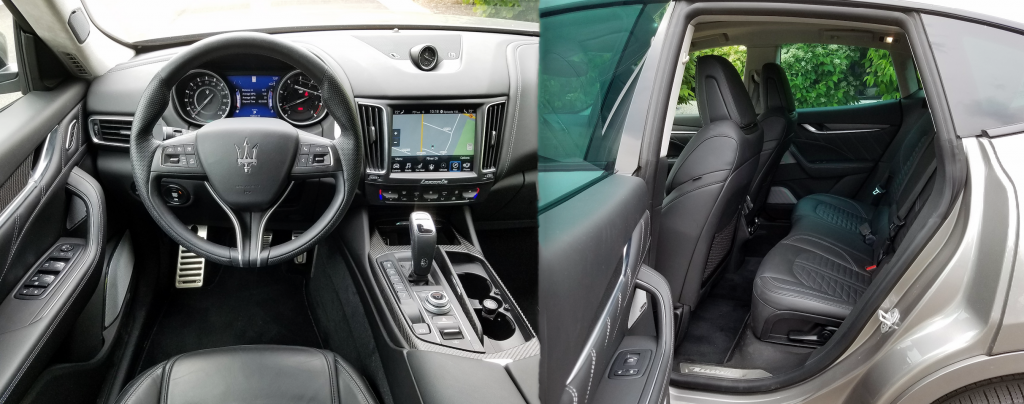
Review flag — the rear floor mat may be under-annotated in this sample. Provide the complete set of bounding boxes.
[724,327,814,375]
[675,257,761,364]
[136,264,322,373]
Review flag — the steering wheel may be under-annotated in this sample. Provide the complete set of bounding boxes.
[129,32,363,268]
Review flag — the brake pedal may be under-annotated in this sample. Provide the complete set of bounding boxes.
[175,225,208,288]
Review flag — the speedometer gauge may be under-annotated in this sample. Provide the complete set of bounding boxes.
[173,70,231,125]
[275,71,326,126]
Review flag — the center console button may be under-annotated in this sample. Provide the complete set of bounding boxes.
[412,323,431,335]
[424,291,452,314]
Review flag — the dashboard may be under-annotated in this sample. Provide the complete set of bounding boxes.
[84,29,538,222]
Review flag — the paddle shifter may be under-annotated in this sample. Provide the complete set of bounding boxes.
[408,212,436,283]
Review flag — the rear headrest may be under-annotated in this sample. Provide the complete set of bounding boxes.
[696,55,757,128]
[760,63,796,114]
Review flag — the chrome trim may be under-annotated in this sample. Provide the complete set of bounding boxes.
[172,69,231,126]
[204,182,243,267]
[358,102,389,174]
[481,100,506,173]
[567,241,633,383]
[66,120,78,150]
[0,126,59,225]
[87,115,133,148]
[275,70,328,126]
[254,181,294,267]
[800,123,882,134]
[671,130,698,135]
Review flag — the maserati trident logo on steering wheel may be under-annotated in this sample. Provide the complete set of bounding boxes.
[235,138,259,173]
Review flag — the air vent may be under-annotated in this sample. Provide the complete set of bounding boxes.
[89,117,132,146]
[61,52,90,77]
[358,104,387,173]
[481,102,507,171]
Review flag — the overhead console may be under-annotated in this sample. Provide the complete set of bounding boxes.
[359,99,507,205]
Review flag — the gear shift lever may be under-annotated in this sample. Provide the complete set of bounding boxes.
[408,212,436,282]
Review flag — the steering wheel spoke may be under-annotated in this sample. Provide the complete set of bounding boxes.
[150,132,207,179]
[207,182,294,267]
[290,132,343,180]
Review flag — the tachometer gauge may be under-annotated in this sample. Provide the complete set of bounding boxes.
[275,71,326,125]
[173,70,231,125]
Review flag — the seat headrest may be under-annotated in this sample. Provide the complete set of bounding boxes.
[696,55,757,128]
[760,63,796,114]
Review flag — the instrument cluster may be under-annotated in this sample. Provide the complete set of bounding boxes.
[172,69,327,127]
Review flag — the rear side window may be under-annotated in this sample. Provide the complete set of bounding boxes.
[0,4,21,109]
[538,2,667,211]
[780,44,900,109]
[923,15,1024,136]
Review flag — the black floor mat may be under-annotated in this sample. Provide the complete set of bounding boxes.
[476,227,539,328]
[724,327,813,375]
[675,257,761,364]
[136,264,322,373]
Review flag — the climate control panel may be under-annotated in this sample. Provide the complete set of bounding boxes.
[365,182,492,205]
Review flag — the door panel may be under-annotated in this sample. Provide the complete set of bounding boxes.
[0,80,102,403]
[539,175,673,404]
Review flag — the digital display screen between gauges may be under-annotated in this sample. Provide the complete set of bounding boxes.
[227,75,279,118]
[173,70,232,125]
[275,71,327,125]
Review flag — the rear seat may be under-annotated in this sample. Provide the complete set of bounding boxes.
[750,98,937,345]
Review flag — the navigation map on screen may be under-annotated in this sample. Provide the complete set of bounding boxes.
[390,106,476,173]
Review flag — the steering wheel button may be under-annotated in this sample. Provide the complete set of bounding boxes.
[296,154,310,167]
[183,144,196,154]
[186,156,198,167]
[311,145,330,154]
[300,144,311,154]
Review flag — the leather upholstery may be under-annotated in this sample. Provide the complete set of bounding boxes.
[751,108,936,341]
[657,55,763,309]
[746,63,797,224]
[115,346,378,404]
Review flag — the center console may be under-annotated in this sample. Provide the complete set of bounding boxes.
[358,98,507,205]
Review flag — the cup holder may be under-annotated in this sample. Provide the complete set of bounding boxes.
[457,273,493,301]
[477,310,517,341]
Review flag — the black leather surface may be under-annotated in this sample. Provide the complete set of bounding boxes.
[747,63,797,222]
[0,169,104,404]
[0,80,86,184]
[115,345,378,404]
[407,350,526,404]
[500,41,539,181]
[658,55,763,308]
[128,32,363,268]
[538,175,648,404]
[695,56,757,129]
[506,355,540,404]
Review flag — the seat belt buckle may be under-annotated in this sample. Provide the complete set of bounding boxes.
[865,264,877,271]
[889,218,905,235]
[859,223,875,246]
[742,196,754,216]
[873,186,886,196]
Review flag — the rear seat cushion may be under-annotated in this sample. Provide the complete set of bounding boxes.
[751,232,874,339]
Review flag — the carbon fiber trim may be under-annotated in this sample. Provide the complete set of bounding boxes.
[0,156,33,213]
[368,231,539,360]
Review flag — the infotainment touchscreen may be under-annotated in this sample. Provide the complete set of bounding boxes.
[227,75,279,118]
[390,105,476,173]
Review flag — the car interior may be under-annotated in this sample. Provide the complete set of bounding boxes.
[662,17,940,381]
[0,2,540,404]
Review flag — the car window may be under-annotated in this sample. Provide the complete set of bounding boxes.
[923,14,1024,136]
[781,44,900,109]
[0,4,21,110]
[675,46,746,117]
[537,1,667,211]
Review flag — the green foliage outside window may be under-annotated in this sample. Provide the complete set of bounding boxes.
[461,0,540,23]
[677,44,902,109]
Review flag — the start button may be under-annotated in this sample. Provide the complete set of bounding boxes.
[161,183,191,205]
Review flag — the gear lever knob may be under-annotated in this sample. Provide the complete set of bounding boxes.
[409,212,436,281]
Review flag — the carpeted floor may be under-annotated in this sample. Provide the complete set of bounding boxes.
[136,264,322,372]
[675,257,761,364]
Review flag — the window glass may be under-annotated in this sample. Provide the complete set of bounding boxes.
[923,14,1024,136]
[0,4,21,109]
[780,44,900,109]
[537,2,667,211]
[676,46,746,116]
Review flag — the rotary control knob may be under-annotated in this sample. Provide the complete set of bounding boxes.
[424,291,451,314]
[481,298,500,318]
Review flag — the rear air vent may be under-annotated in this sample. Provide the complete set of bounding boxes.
[89,117,132,146]
[481,102,506,171]
[358,104,387,173]
[61,52,90,77]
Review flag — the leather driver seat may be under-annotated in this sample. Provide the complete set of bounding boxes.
[114,345,379,404]
[656,55,763,320]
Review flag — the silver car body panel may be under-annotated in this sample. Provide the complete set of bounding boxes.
[670,137,1022,403]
